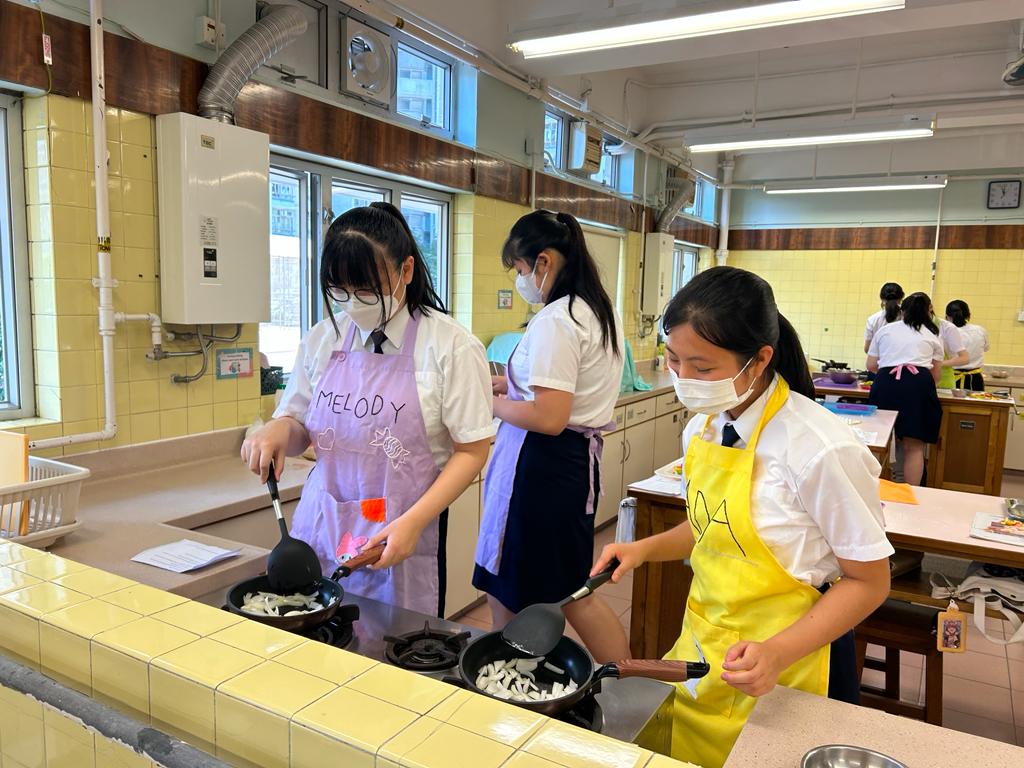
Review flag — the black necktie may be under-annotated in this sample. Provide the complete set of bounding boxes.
[721,423,741,448]
[370,329,387,354]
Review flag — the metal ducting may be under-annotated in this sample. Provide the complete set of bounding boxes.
[198,4,308,123]
[655,176,696,232]
[1005,53,1024,86]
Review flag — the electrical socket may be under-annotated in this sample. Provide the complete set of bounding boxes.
[195,15,225,49]
[1018,310,1024,322]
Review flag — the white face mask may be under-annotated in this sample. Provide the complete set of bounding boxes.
[515,266,547,305]
[671,358,757,416]
[337,280,406,334]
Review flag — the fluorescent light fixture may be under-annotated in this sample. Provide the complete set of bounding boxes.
[686,115,934,153]
[765,175,948,194]
[512,0,904,59]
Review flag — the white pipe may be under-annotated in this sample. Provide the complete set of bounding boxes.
[931,187,945,297]
[347,1,696,177]
[31,0,117,451]
[716,157,735,266]
[635,90,1024,140]
[115,313,164,351]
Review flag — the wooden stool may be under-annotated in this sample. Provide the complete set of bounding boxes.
[854,599,943,725]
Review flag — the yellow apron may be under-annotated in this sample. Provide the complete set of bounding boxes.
[952,368,983,390]
[665,379,829,768]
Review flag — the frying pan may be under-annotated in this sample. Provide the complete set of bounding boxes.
[828,370,859,385]
[224,543,385,633]
[457,631,709,718]
[812,358,850,372]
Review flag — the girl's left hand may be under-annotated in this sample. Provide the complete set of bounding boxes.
[720,640,785,697]
[365,515,426,569]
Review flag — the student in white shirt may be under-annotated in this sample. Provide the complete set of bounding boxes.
[474,210,629,663]
[866,292,944,486]
[864,282,904,353]
[242,203,494,617]
[945,299,989,391]
[593,267,892,768]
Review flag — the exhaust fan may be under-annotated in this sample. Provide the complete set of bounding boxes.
[345,19,393,106]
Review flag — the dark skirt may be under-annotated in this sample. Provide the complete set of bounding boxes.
[473,429,597,614]
[955,371,985,392]
[868,366,942,443]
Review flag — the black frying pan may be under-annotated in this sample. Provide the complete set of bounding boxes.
[458,631,709,718]
[225,543,385,633]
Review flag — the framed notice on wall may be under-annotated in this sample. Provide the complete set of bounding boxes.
[216,348,254,380]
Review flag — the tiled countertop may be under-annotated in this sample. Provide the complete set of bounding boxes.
[725,685,1023,767]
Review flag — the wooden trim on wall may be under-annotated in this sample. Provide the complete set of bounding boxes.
[668,220,719,249]
[534,173,647,231]
[729,225,1024,251]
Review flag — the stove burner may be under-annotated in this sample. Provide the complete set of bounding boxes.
[220,602,359,649]
[385,621,471,671]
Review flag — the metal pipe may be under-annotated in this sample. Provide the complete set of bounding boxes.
[931,186,945,297]
[198,4,308,123]
[32,0,117,451]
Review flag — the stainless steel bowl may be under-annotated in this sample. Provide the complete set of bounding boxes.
[802,745,907,768]
[1006,498,1024,521]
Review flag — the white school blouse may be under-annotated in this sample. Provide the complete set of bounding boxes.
[868,322,944,369]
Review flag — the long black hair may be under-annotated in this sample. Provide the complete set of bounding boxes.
[902,292,939,335]
[662,266,815,399]
[501,210,619,354]
[945,299,971,328]
[320,202,445,336]
[880,282,904,323]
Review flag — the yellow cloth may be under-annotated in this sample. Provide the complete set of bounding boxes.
[665,379,830,768]
[953,368,983,390]
[879,479,918,505]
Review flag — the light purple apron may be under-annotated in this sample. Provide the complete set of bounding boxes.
[475,340,613,575]
[291,311,441,615]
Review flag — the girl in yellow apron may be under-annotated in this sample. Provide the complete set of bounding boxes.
[593,267,894,768]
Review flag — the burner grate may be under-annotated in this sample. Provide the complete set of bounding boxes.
[384,621,471,672]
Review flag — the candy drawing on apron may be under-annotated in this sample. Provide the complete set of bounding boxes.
[665,379,830,768]
[290,312,443,615]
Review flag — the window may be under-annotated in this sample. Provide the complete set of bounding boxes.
[683,178,718,224]
[543,111,564,168]
[592,137,620,188]
[261,156,452,368]
[0,96,32,418]
[395,43,451,130]
[672,244,698,294]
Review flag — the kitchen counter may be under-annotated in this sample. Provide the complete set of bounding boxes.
[724,685,1023,767]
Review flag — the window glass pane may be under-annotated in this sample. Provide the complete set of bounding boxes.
[0,106,14,407]
[396,45,448,129]
[672,246,698,294]
[400,196,446,298]
[261,171,306,369]
[699,180,717,223]
[331,182,386,220]
[593,148,617,188]
[543,112,562,167]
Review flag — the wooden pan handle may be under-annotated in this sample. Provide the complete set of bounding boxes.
[613,659,709,682]
[335,543,386,577]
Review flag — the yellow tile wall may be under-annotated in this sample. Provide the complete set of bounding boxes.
[729,248,1024,367]
[10,95,262,456]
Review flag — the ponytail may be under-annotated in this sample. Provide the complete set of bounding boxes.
[663,266,814,399]
[880,282,904,323]
[501,209,620,355]
[945,299,970,328]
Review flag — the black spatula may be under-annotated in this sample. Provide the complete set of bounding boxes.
[501,559,620,657]
[265,461,321,593]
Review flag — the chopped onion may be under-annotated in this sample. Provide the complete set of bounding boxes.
[240,591,328,617]
[474,656,580,702]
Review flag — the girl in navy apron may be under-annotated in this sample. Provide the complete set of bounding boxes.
[866,292,944,487]
[473,210,630,663]
[243,203,495,617]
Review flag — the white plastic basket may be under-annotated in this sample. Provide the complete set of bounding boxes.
[0,457,89,547]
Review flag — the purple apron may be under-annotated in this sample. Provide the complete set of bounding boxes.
[291,312,441,614]
[475,342,613,575]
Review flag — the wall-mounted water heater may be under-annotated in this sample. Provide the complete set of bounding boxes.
[156,113,270,325]
[641,232,675,317]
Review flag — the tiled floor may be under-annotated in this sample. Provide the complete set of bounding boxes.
[457,509,1024,748]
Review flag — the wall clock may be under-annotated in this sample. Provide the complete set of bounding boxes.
[987,180,1021,209]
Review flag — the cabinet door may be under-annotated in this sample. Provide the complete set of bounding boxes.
[596,432,625,527]
[1005,389,1024,471]
[445,482,480,619]
[652,412,685,471]
[622,419,657,494]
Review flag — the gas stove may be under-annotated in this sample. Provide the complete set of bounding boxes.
[384,622,471,672]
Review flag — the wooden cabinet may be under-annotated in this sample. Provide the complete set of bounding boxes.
[596,431,625,527]
[652,411,685,471]
[622,418,657,492]
[927,399,1010,496]
[445,482,481,619]
[630,490,691,659]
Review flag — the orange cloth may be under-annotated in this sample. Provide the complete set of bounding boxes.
[360,498,387,523]
[880,479,917,505]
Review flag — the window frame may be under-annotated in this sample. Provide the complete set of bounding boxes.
[671,242,699,295]
[543,110,567,169]
[593,135,621,189]
[0,95,34,420]
[392,37,454,135]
